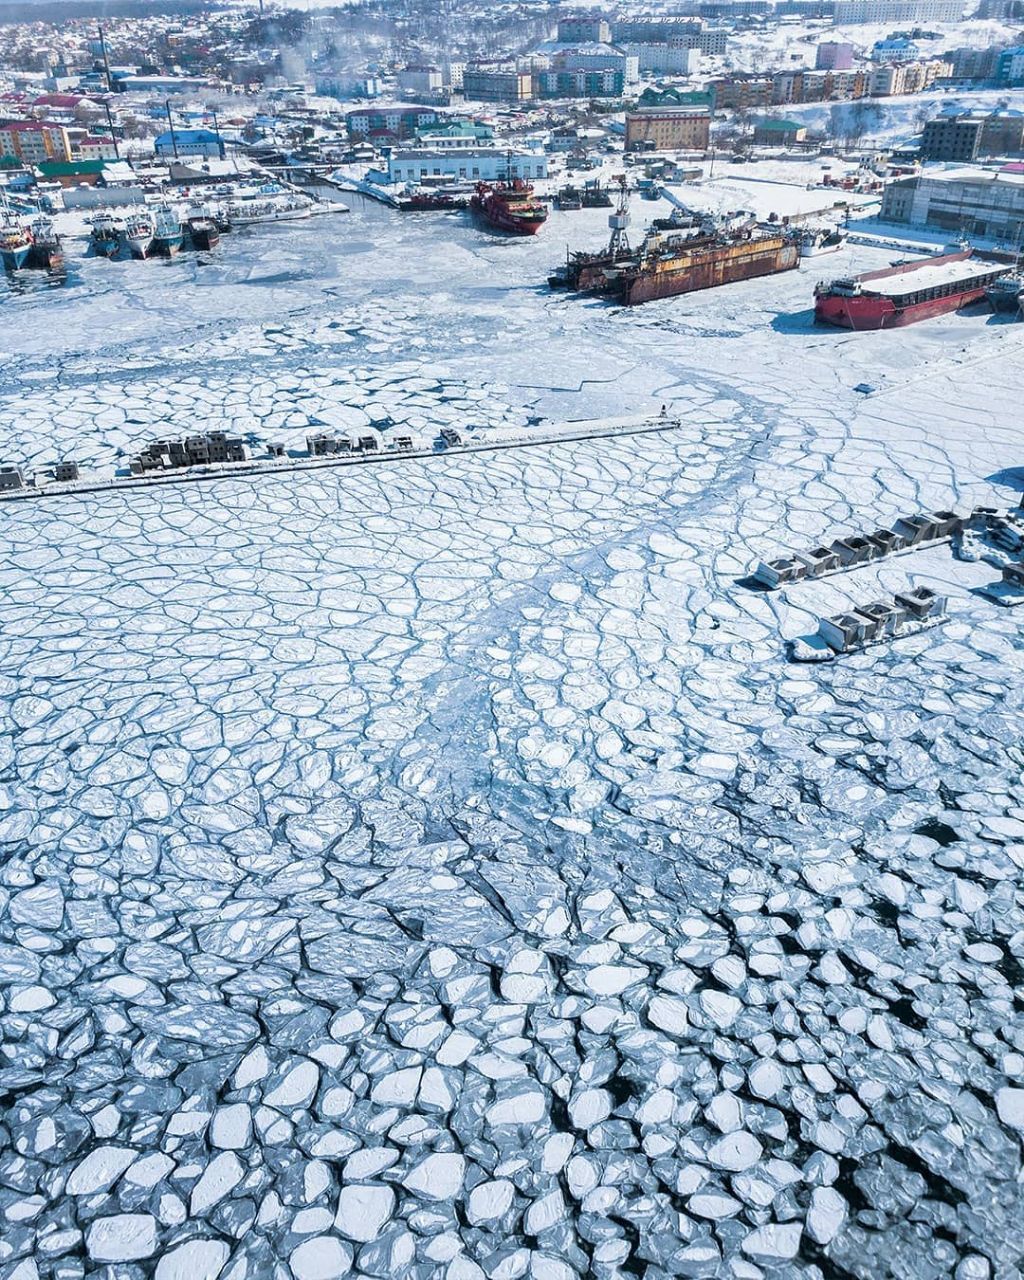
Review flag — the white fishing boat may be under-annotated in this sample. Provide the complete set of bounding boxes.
[122,211,155,259]
[799,226,847,258]
[224,187,314,226]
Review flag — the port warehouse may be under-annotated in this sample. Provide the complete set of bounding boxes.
[881,167,1024,240]
[386,148,548,184]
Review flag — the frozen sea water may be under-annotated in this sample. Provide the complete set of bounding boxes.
[1,192,1024,1279]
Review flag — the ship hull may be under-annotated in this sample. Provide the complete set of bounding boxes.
[471,201,546,236]
[153,236,183,258]
[814,284,990,330]
[188,222,220,251]
[123,236,153,260]
[1,245,31,272]
[986,285,1023,315]
[618,240,799,306]
[90,237,119,258]
[26,244,63,271]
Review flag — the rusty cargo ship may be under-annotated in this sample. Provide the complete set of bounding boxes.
[550,217,799,306]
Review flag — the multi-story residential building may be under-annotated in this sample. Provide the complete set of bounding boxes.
[347,107,442,139]
[387,147,547,183]
[462,68,534,103]
[816,41,854,69]
[0,119,72,164]
[536,67,629,98]
[869,58,950,94]
[625,103,711,151]
[996,46,1024,85]
[622,42,702,75]
[612,16,703,42]
[881,166,1024,241]
[547,43,638,85]
[556,17,612,43]
[921,111,1024,159]
[833,0,962,19]
[920,114,983,161]
[397,65,443,96]
[612,17,728,55]
[708,74,774,110]
[947,46,1000,80]
[770,68,867,102]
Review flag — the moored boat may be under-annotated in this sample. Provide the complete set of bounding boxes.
[89,213,123,258]
[225,189,314,225]
[814,249,1011,329]
[986,272,1023,316]
[395,188,470,212]
[26,216,63,270]
[470,179,547,236]
[122,211,155,259]
[187,214,220,251]
[799,226,847,257]
[151,205,184,257]
[0,214,32,272]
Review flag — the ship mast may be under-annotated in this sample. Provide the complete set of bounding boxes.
[607,174,630,255]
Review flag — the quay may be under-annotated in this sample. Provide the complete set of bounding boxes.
[0,413,685,507]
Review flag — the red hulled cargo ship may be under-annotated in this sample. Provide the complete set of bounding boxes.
[470,179,547,236]
[814,249,1010,329]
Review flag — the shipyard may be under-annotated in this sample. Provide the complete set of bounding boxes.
[1,0,1024,1277]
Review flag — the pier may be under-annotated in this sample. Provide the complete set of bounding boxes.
[0,413,686,507]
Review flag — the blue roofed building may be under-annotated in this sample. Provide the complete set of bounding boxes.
[154,128,225,160]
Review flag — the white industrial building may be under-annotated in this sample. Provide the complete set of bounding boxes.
[387,148,548,184]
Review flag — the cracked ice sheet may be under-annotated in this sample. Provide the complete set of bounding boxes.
[2,203,1024,1280]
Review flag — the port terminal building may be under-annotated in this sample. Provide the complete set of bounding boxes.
[386,147,548,184]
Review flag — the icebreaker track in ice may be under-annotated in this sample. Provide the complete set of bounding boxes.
[1,198,1023,1279]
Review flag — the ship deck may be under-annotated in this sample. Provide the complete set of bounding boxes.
[863,258,1003,299]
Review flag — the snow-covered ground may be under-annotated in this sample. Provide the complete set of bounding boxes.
[1,188,1023,1279]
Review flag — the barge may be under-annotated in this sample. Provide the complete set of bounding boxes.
[814,248,1010,329]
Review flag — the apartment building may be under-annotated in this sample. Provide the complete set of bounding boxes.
[462,68,534,103]
[0,119,72,164]
[833,0,963,20]
[625,105,711,151]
